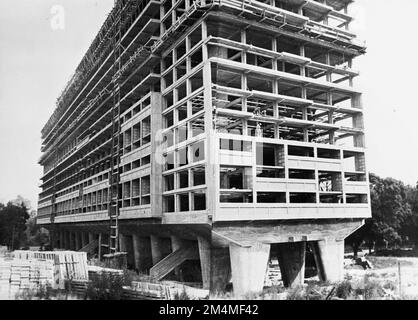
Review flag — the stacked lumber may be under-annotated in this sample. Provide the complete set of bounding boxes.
[12,250,88,289]
[123,280,209,300]
[0,257,55,299]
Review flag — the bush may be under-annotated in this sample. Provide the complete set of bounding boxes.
[85,269,133,300]
[285,286,306,300]
[173,288,190,300]
[335,281,353,300]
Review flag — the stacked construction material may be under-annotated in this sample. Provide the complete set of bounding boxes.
[0,256,55,299]
[11,251,89,290]
[123,280,209,300]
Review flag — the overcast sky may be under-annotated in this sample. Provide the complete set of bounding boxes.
[0,0,417,209]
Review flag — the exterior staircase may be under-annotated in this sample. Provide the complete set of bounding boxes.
[149,246,199,280]
[78,239,98,256]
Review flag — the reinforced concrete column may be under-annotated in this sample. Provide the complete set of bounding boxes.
[64,231,70,250]
[98,233,102,260]
[277,242,306,288]
[88,232,94,244]
[74,232,80,251]
[210,247,231,296]
[229,243,270,297]
[150,235,172,265]
[59,231,64,250]
[69,232,75,250]
[81,233,87,248]
[119,234,127,253]
[197,236,211,290]
[312,239,345,283]
[132,235,153,273]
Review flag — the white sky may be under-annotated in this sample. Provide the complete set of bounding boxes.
[0,0,417,209]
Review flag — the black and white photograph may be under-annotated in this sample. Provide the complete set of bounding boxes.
[1,0,417,307]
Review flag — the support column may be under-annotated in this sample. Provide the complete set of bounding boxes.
[132,235,153,273]
[69,232,75,251]
[59,231,64,250]
[64,231,70,250]
[277,242,306,288]
[197,236,211,290]
[81,233,87,248]
[98,233,102,260]
[229,243,270,297]
[312,239,345,283]
[74,232,80,251]
[210,247,231,296]
[88,232,94,244]
[150,235,171,265]
[119,234,127,253]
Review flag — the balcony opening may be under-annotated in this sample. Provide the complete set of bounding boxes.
[257,192,286,203]
[164,174,174,191]
[320,194,343,204]
[289,169,315,180]
[346,194,368,204]
[179,171,189,189]
[220,166,252,190]
[343,151,366,173]
[289,193,316,204]
[163,195,175,213]
[220,139,252,152]
[190,25,202,49]
[318,171,342,192]
[190,70,203,92]
[288,145,314,157]
[317,148,341,159]
[179,194,189,211]
[193,191,206,210]
[220,192,253,203]
[192,167,205,186]
[191,141,205,162]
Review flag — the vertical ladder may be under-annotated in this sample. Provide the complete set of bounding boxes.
[50,150,58,249]
[108,2,123,255]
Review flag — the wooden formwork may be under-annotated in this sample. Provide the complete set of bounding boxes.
[12,250,89,289]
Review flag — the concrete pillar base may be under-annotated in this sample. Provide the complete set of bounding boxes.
[210,247,231,296]
[133,235,153,273]
[277,242,306,288]
[229,243,270,297]
[312,239,345,283]
[197,237,211,290]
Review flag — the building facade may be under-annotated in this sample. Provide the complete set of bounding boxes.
[37,0,370,296]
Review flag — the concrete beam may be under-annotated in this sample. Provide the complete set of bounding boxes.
[277,242,306,288]
[312,239,345,283]
[229,243,270,297]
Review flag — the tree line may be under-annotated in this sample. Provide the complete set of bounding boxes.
[0,197,48,250]
[346,173,418,256]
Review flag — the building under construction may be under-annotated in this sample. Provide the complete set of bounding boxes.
[37,0,371,297]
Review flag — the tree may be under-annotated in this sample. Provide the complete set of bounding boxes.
[0,201,30,250]
[346,173,412,256]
